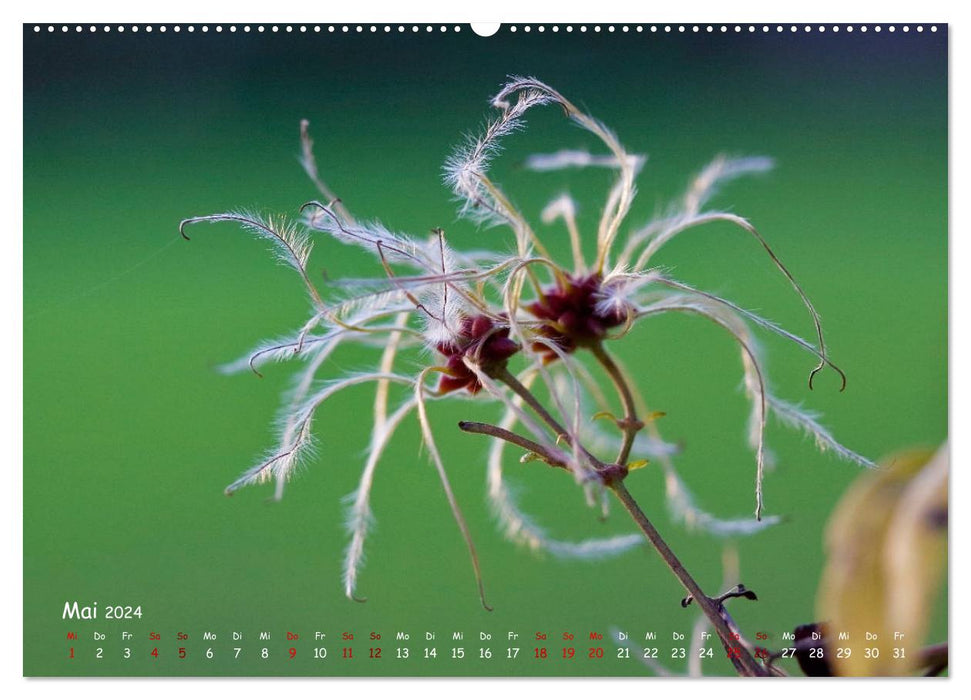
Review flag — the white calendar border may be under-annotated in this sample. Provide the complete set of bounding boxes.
[4,1,963,697]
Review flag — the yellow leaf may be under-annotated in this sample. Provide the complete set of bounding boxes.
[592,410,618,422]
[816,443,947,676]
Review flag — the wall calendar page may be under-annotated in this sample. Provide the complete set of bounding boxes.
[21,19,948,680]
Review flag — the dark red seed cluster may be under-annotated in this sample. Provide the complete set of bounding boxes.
[436,315,520,394]
[527,273,629,362]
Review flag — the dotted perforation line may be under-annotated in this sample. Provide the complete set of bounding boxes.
[31,24,465,34]
[508,24,939,33]
[32,23,941,35]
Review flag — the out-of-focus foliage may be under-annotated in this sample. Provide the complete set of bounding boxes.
[816,444,947,676]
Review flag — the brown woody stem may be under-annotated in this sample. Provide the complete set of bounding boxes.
[458,421,568,469]
[610,481,768,676]
[490,366,570,439]
[484,363,767,676]
[590,341,643,466]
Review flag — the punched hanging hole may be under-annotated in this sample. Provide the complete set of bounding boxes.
[471,23,501,37]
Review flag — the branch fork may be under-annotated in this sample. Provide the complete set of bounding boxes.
[457,355,769,676]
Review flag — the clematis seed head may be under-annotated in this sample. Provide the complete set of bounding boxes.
[436,315,520,394]
[527,273,631,361]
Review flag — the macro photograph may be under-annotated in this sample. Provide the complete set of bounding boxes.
[22,22,947,677]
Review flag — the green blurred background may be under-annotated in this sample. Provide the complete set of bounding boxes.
[23,24,947,676]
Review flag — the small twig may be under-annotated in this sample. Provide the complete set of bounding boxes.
[458,421,568,470]
[683,583,758,608]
